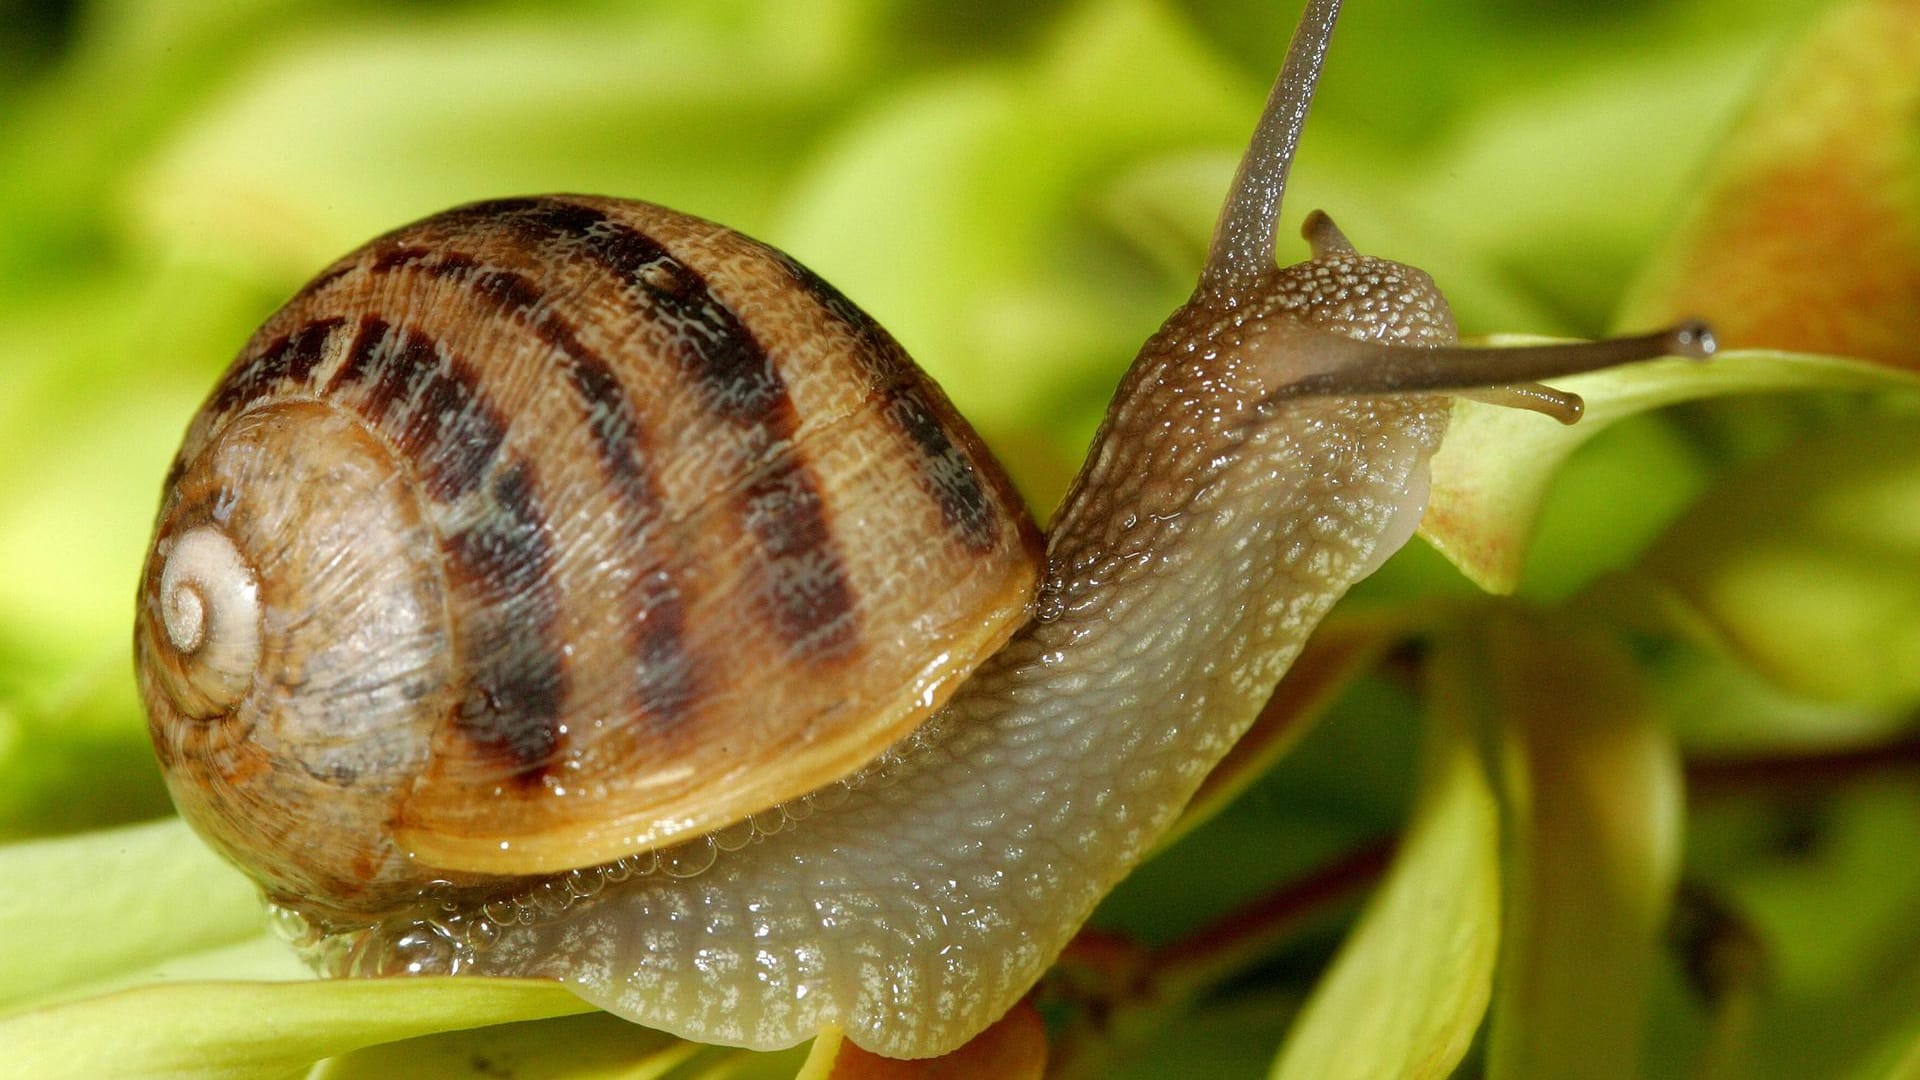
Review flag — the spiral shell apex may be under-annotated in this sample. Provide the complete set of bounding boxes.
[152,526,261,715]
[135,196,1043,923]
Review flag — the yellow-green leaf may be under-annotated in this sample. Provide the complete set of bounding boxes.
[1484,614,1683,1080]
[0,818,263,1009]
[1422,346,1920,594]
[1854,1015,1920,1080]
[1639,414,1920,708]
[312,1011,698,1080]
[1269,636,1501,1080]
[129,5,870,280]
[0,978,593,1080]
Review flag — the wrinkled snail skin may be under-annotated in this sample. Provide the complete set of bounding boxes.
[136,0,1718,1062]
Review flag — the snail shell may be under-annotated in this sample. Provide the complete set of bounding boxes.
[136,196,1043,922]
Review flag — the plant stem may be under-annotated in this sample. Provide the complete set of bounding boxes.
[1686,732,1920,798]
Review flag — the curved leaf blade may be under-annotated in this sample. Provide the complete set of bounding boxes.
[0,818,264,1009]
[1422,345,1920,594]
[1484,614,1682,1079]
[0,978,593,1080]
[1270,635,1501,1080]
[1639,414,1920,708]
[311,1010,699,1080]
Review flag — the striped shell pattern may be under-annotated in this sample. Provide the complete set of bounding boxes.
[135,196,1044,921]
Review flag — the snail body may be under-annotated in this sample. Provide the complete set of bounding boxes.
[136,0,1713,1060]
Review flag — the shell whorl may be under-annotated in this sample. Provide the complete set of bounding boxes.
[154,526,261,715]
[137,195,1042,920]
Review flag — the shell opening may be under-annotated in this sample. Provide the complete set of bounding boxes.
[157,526,262,714]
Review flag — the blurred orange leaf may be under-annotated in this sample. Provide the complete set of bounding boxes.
[1618,0,1920,368]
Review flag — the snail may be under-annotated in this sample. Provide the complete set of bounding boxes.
[134,0,1715,1061]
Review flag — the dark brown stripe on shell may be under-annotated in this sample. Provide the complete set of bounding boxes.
[325,314,570,773]
[430,197,860,661]
[329,316,390,397]
[630,570,697,721]
[878,386,1001,552]
[370,245,434,273]
[439,461,570,776]
[211,317,345,416]
[324,315,505,502]
[770,249,1003,553]
[284,318,344,385]
[450,198,785,422]
[363,325,439,429]
[391,345,508,503]
[363,245,700,718]
[741,457,858,657]
[361,244,662,509]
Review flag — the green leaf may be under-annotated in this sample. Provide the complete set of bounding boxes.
[0,662,173,839]
[1093,990,1308,1080]
[75,936,313,999]
[0,0,323,277]
[1852,1015,1920,1080]
[1483,614,1682,1080]
[1421,346,1920,594]
[1638,414,1920,708]
[0,818,264,1009]
[1269,635,1501,1080]
[312,1011,698,1080]
[1653,641,1908,753]
[0,978,594,1080]
[1688,782,1920,1079]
